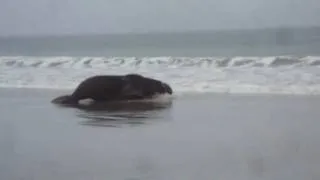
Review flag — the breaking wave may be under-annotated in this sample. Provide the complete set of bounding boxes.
[1,56,320,68]
[1,56,320,95]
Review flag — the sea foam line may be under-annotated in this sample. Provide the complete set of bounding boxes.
[1,56,320,69]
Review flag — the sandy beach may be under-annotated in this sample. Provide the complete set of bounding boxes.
[1,3,320,179]
[1,88,320,180]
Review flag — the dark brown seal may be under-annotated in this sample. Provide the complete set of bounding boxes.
[51,73,173,106]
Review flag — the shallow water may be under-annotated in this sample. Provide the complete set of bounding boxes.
[1,88,320,180]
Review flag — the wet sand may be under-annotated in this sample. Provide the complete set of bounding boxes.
[1,88,320,180]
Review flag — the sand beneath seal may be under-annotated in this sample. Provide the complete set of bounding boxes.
[1,88,320,180]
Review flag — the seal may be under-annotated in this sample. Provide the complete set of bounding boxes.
[51,73,173,106]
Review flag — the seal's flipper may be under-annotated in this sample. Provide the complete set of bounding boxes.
[121,83,143,98]
[51,95,78,106]
[120,75,144,98]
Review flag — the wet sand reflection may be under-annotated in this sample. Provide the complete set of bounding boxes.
[73,100,173,127]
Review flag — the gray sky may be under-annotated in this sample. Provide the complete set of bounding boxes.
[1,0,320,36]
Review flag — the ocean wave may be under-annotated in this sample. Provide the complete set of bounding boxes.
[1,56,320,95]
[1,56,320,69]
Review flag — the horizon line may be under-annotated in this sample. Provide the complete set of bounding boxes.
[1,25,320,39]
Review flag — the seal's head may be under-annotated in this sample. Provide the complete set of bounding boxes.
[122,73,173,97]
[51,95,78,106]
[161,82,173,94]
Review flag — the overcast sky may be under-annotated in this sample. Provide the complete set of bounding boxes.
[0,0,320,36]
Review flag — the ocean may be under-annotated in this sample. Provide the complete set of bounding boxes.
[1,26,320,95]
[1,27,320,180]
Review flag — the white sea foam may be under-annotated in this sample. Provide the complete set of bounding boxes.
[1,56,320,95]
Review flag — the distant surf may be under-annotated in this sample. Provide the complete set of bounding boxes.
[1,55,320,95]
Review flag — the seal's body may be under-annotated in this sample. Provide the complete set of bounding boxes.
[51,74,173,106]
